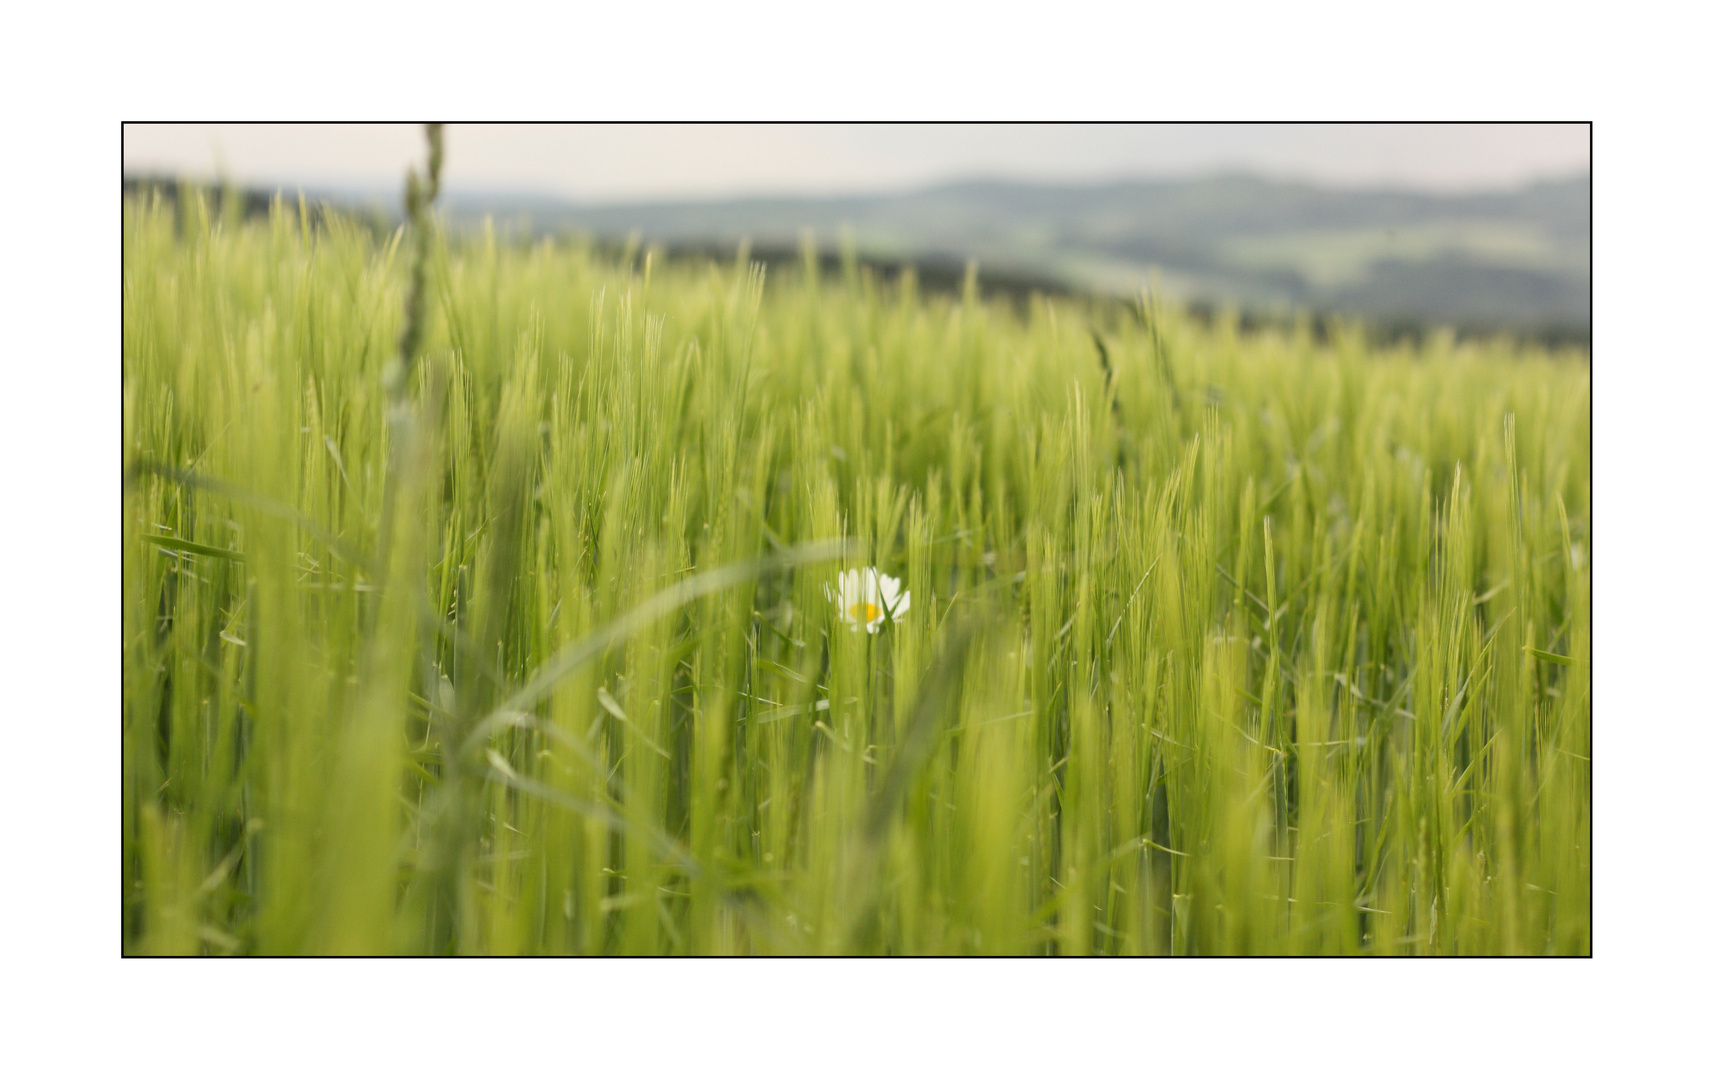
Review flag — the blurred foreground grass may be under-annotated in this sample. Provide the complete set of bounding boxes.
[123,189,1589,955]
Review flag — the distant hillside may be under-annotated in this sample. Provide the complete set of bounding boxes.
[451,174,1587,338]
[125,172,1590,342]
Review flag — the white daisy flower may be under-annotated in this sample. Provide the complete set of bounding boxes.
[825,567,910,634]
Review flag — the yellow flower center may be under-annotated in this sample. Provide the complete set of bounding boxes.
[849,602,880,622]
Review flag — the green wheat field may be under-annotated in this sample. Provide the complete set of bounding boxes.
[122,186,1589,956]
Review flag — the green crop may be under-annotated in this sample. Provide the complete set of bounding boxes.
[122,186,1589,955]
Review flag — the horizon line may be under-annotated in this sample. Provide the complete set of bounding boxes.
[121,166,1592,209]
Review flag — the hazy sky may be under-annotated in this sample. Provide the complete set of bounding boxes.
[123,123,1590,203]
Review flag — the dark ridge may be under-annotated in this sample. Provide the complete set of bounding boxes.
[614,240,1078,307]
[123,175,392,234]
[124,175,276,217]
[1176,301,1589,353]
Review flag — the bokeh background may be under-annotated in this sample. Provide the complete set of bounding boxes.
[124,124,1590,344]
[124,123,1590,344]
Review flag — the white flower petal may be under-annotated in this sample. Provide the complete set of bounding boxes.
[831,567,908,630]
